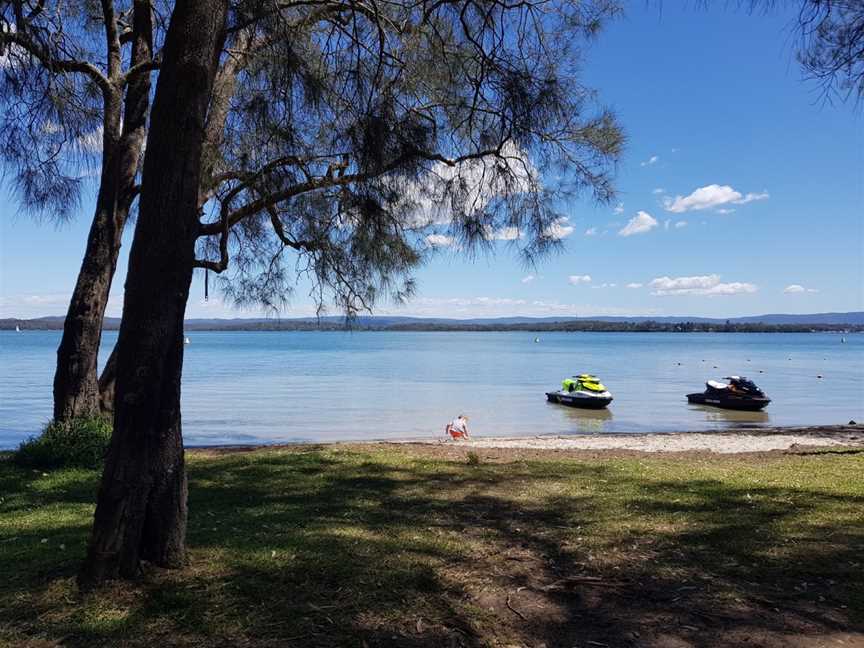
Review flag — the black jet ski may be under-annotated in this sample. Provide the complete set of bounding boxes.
[687,376,770,411]
[546,374,613,409]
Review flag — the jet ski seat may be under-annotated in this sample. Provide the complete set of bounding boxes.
[707,380,728,390]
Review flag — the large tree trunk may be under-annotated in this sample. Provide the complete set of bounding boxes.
[97,15,249,419]
[97,344,118,415]
[53,0,153,423]
[78,0,228,589]
[52,158,125,422]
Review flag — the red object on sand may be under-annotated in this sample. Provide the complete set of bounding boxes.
[446,425,467,440]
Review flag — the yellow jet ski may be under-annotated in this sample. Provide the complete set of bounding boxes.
[546,374,613,409]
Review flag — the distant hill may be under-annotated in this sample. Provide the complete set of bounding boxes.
[2,312,863,331]
[726,313,864,326]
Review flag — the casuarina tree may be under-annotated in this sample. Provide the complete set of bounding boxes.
[78,0,230,587]
[790,0,864,103]
[77,0,625,587]
[0,0,162,421]
[730,1,863,104]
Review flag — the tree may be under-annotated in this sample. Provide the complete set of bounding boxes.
[793,0,864,102]
[79,0,624,587]
[731,0,864,103]
[0,0,161,421]
[78,0,230,586]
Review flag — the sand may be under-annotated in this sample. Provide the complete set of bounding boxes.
[392,425,864,454]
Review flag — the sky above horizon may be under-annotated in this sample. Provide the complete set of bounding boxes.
[1,2,862,321]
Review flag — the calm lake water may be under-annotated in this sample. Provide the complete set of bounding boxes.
[1,330,862,449]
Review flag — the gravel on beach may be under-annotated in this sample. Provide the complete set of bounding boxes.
[391,425,863,455]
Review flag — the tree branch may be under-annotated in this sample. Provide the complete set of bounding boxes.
[198,144,507,237]
[121,55,160,86]
[267,205,320,251]
[101,0,122,80]
[193,201,231,272]
[199,171,365,236]
[24,0,46,23]
[2,32,113,96]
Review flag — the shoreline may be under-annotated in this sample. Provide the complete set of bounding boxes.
[188,424,864,456]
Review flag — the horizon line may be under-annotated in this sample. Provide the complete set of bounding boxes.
[3,310,863,323]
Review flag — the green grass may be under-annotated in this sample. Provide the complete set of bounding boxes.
[1,445,862,647]
[14,416,112,469]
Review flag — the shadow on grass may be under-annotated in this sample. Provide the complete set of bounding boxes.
[1,449,862,647]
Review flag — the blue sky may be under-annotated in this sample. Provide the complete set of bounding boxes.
[1,2,862,320]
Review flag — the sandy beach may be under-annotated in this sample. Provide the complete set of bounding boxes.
[385,424,864,455]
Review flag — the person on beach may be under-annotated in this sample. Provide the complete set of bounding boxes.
[446,415,470,440]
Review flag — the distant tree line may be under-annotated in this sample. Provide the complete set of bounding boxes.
[3,318,861,333]
[383,321,864,333]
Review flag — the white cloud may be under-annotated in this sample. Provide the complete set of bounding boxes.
[783,284,819,294]
[0,24,23,70]
[0,288,670,322]
[0,292,125,318]
[76,127,104,155]
[664,184,769,213]
[649,274,758,297]
[618,211,658,237]
[652,188,665,195]
[568,275,592,285]
[380,296,662,318]
[403,141,539,228]
[424,234,455,248]
[521,274,536,284]
[674,220,687,228]
[599,283,617,288]
[584,227,598,236]
[626,283,643,289]
[640,155,659,167]
[543,216,574,240]
[484,225,522,241]
[0,290,288,321]
[613,203,625,214]
[715,208,735,215]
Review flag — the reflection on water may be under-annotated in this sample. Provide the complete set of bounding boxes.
[689,404,771,427]
[545,402,613,434]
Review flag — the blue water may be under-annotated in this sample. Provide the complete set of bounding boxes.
[1,330,862,449]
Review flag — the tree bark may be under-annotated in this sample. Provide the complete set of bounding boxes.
[97,344,118,415]
[52,147,125,422]
[78,0,228,589]
[53,0,154,423]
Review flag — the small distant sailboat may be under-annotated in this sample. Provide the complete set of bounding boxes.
[534,337,540,343]
[184,336,191,345]
[841,337,847,344]
[15,325,21,332]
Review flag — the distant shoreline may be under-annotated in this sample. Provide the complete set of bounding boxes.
[3,314,863,334]
[3,323,861,333]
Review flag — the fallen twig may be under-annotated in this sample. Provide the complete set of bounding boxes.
[537,576,627,591]
[506,591,528,621]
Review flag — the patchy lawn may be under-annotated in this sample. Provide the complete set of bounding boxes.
[1,444,862,647]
